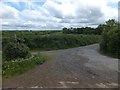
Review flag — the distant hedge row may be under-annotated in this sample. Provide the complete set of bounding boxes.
[3,34,101,51]
[22,34,101,50]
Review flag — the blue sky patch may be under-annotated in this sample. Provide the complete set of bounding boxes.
[33,2,45,6]
[4,2,27,11]
[107,2,118,9]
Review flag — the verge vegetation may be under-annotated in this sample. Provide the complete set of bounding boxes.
[2,55,46,78]
[99,19,120,59]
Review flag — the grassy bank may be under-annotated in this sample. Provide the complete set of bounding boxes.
[2,54,47,78]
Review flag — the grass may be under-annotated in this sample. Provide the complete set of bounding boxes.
[2,54,48,78]
[32,52,54,62]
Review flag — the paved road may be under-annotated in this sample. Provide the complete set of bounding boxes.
[3,44,118,88]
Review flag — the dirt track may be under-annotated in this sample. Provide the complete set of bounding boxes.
[2,44,118,88]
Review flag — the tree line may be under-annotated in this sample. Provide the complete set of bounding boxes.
[63,24,109,35]
[62,26,103,35]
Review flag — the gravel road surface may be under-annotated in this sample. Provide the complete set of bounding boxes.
[2,44,118,89]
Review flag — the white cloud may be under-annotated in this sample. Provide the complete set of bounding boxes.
[0,2,19,19]
[42,0,118,28]
[0,0,119,30]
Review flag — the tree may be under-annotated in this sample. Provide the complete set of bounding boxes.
[100,19,120,58]
[63,27,68,34]
[96,24,104,35]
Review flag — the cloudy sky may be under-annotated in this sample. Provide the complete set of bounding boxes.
[0,0,119,30]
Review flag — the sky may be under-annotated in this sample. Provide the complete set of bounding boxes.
[0,0,119,30]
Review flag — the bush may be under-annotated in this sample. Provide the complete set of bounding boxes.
[100,19,120,58]
[33,56,45,64]
[3,42,31,60]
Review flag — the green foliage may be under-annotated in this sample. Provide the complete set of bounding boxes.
[3,42,31,60]
[33,56,45,65]
[2,30,100,78]
[100,19,120,58]
[2,56,45,78]
[23,34,101,50]
[2,29,101,78]
[62,27,103,35]
[2,31,101,51]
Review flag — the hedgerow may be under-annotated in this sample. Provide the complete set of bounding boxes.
[100,19,120,58]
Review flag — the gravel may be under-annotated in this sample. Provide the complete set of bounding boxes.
[2,44,118,89]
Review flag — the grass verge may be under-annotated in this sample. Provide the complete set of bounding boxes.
[2,54,47,78]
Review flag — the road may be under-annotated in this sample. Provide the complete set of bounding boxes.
[2,44,118,89]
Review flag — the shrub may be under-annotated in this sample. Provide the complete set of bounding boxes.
[3,42,31,60]
[33,56,45,65]
[100,19,120,58]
